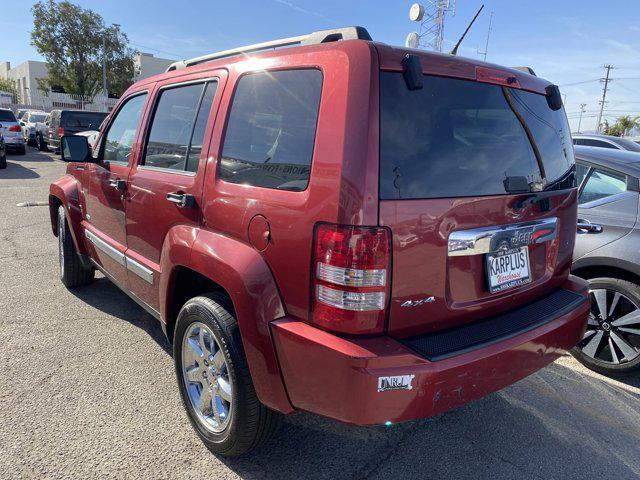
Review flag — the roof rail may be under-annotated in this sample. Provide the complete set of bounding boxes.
[165,26,372,72]
[512,66,537,76]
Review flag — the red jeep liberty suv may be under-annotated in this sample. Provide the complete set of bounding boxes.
[50,27,590,456]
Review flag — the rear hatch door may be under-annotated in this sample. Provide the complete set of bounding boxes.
[378,67,577,338]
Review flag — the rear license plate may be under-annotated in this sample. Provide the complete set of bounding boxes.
[486,247,531,293]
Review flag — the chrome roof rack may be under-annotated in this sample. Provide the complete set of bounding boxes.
[165,26,372,72]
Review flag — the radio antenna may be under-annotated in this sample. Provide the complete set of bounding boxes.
[450,4,484,56]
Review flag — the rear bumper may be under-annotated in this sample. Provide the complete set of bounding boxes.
[271,276,589,425]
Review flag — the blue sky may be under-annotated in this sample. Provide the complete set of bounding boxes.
[2,0,639,132]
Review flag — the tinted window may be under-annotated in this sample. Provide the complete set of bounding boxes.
[0,110,17,122]
[380,73,575,199]
[103,94,147,163]
[220,69,322,191]
[579,168,626,204]
[64,112,108,129]
[30,113,47,123]
[581,139,617,149]
[144,81,217,172]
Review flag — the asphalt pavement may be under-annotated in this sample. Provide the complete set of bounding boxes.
[1,147,639,479]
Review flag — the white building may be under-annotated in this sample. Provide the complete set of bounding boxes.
[0,60,48,104]
[133,53,174,82]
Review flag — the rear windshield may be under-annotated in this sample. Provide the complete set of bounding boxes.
[30,113,47,123]
[63,111,108,129]
[380,72,575,199]
[0,110,17,122]
[614,138,640,152]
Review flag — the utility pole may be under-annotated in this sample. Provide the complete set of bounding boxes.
[595,64,613,134]
[577,103,586,133]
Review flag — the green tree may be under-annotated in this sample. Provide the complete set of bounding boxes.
[31,0,136,99]
[0,78,20,102]
[603,115,640,137]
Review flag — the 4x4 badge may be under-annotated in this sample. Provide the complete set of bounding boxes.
[401,297,435,307]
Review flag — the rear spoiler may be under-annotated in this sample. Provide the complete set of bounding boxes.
[511,66,537,76]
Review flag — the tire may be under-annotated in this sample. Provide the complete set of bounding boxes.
[571,277,640,376]
[17,145,26,155]
[174,293,282,456]
[0,152,6,169]
[57,206,94,288]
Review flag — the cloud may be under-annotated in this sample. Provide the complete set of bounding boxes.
[273,0,329,20]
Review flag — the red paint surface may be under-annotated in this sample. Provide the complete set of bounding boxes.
[272,276,589,425]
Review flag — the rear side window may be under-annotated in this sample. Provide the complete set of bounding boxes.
[63,112,108,129]
[0,110,17,122]
[219,69,322,191]
[143,81,217,172]
[579,168,626,204]
[379,73,575,199]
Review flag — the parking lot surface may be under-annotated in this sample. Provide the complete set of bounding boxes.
[1,148,639,479]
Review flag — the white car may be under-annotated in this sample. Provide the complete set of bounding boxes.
[0,108,25,155]
[20,110,48,147]
[75,129,100,148]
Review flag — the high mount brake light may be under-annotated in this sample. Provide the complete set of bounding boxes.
[311,224,390,334]
[476,66,522,89]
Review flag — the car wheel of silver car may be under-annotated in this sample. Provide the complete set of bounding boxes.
[57,206,94,288]
[173,293,282,456]
[571,277,640,375]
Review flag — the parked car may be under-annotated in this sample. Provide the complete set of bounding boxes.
[20,110,48,147]
[0,131,6,169]
[573,134,640,152]
[0,108,26,155]
[50,26,589,456]
[572,145,640,375]
[48,110,108,153]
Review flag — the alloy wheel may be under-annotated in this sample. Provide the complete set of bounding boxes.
[577,288,640,365]
[181,322,233,433]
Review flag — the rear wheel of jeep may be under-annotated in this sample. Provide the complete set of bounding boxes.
[57,206,94,288]
[174,293,282,456]
[571,277,640,376]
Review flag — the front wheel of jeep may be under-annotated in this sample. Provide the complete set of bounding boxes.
[57,206,94,288]
[174,293,282,456]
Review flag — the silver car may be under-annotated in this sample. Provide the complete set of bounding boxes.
[0,108,26,155]
[573,134,640,152]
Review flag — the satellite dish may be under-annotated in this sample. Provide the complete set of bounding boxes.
[409,3,425,22]
[405,32,420,49]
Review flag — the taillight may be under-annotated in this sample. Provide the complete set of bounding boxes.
[311,223,390,335]
[58,127,64,137]
[8,125,21,132]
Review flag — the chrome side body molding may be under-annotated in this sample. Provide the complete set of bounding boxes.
[448,217,558,257]
[85,230,154,284]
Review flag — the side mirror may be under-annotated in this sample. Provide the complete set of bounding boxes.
[61,135,94,163]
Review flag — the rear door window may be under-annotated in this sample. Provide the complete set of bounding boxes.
[379,73,575,199]
[143,81,217,172]
[219,69,322,191]
[64,112,108,130]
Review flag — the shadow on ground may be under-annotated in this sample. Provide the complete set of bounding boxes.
[69,276,172,355]
[8,148,55,162]
[0,161,40,179]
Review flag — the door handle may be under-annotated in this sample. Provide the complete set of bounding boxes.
[577,219,603,234]
[166,192,195,208]
[109,179,126,191]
